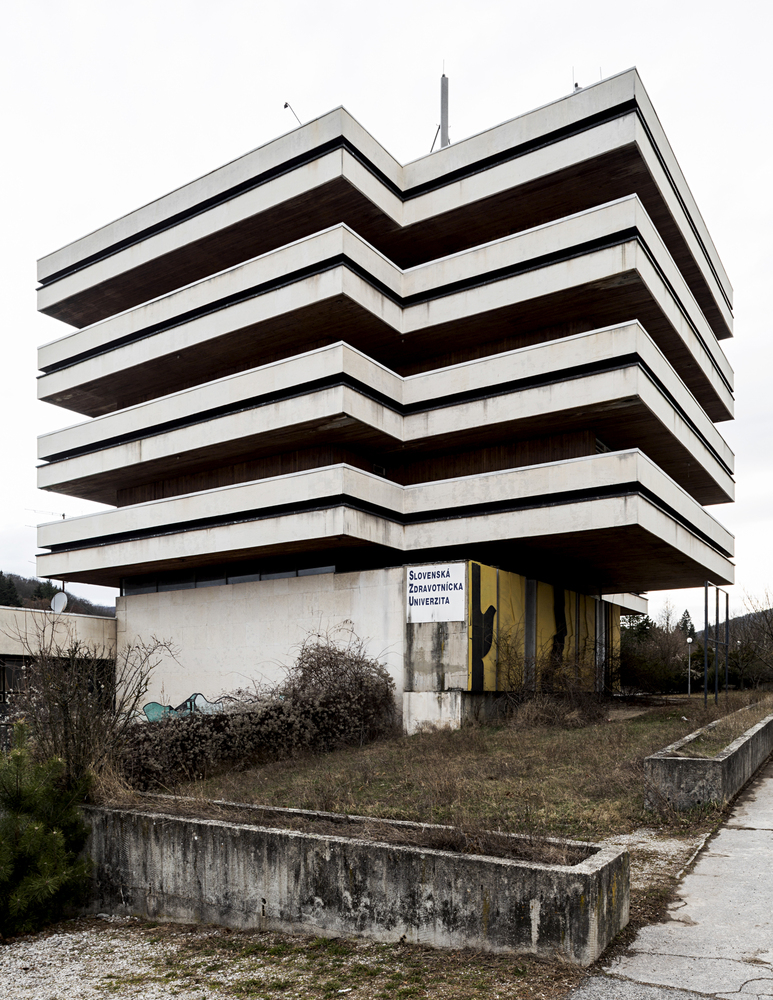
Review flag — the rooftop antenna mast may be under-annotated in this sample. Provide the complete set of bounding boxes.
[440,73,450,148]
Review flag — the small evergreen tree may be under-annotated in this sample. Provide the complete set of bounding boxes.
[0,572,22,608]
[32,581,60,602]
[677,609,697,639]
[621,614,655,641]
[0,725,91,936]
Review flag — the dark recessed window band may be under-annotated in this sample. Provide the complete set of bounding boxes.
[404,102,640,198]
[39,232,639,374]
[635,365,733,476]
[39,101,639,288]
[42,482,732,559]
[39,100,730,336]
[121,562,337,596]
[40,352,733,480]
[41,228,646,375]
[632,234,732,397]
[39,254,348,374]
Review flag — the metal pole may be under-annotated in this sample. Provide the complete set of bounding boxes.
[704,581,709,708]
[714,585,720,705]
[440,75,449,148]
[724,591,730,699]
[687,638,692,696]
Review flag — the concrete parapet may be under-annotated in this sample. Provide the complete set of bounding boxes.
[84,805,629,966]
[644,711,773,810]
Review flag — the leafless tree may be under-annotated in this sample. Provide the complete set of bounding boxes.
[3,611,176,787]
[739,591,773,688]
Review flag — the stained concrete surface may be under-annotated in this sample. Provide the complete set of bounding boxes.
[571,757,773,999]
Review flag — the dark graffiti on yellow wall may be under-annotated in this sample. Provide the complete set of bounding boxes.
[467,561,620,693]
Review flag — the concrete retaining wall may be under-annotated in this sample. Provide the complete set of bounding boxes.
[644,711,773,809]
[84,805,629,966]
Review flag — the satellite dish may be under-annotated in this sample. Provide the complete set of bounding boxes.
[51,591,68,614]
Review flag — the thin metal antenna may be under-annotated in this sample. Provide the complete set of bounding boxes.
[283,102,302,126]
[26,507,66,519]
[430,124,440,153]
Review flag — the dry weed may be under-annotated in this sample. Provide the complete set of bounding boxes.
[670,692,773,758]
[176,694,752,842]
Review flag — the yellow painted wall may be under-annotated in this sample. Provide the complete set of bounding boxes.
[496,567,526,690]
[609,604,621,671]
[467,561,499,692]
[466,561,622,693]
[576,592,598,688]
[536,581,556,663]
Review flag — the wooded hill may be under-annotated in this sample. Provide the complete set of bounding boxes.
[0,571,114,618]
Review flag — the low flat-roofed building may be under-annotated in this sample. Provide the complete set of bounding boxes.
[0,606,117,742]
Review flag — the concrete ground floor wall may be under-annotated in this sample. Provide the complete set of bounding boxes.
[116,561,634,724]
[0,605,117,657]
[1,606,118,745]
[117,567,405,708]
[1,606,117,710]
[403,691,509,735]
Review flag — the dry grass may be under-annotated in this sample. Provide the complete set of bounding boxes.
[668,693,773,758]
[43,917,588,999]
[130,796,590,865]
[82,693,769,998]
[169,693,757,843]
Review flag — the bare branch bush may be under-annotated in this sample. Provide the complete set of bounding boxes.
[121,622,397,791]
[279,622,397,749]
[494,620,608,726]
[5,613,175,789]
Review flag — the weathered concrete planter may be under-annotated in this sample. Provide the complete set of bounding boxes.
[84,805,629,966]
[645,711,773,810]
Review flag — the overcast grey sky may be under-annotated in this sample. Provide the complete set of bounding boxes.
[1,0,770,625]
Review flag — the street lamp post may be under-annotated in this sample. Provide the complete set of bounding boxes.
[687,637,693,696]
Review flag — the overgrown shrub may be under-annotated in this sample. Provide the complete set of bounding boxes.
[508,692,609,729]
[0,725,91,937]
[5,613,175,789]
[121,625,397,790]
[278,626,397,748]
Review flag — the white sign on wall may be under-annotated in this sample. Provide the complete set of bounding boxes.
[406,562,466,623]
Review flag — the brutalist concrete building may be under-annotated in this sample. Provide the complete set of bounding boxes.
[35,69,734,727]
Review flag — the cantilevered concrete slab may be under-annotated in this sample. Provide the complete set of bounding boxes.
[37,325,735,506]
[37,205,734,421]
[37,70,732,344]
[36,451,734,591]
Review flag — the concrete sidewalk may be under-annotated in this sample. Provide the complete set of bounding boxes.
[570,758,773,999]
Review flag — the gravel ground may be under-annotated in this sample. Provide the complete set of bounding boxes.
[0,916,586,999]
[0,917,210,999]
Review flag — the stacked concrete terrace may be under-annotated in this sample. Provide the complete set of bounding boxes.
[35,68,734,699]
